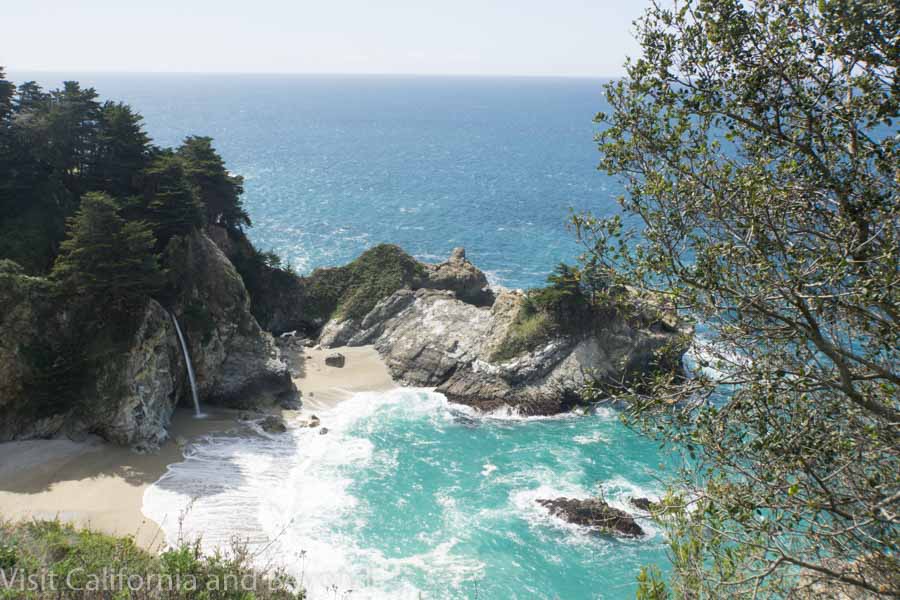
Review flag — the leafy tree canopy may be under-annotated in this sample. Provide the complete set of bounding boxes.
[577,0,899,597]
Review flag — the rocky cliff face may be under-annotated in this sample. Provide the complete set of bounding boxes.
[0,232,295,448]
[318,255,688,415]
[85,299,184,448]
[164,231,294,408]
[0,266,67,441]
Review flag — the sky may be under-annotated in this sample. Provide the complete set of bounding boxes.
[2,0,649,77]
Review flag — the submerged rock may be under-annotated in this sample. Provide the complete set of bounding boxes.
[537,497,645,537]
[260,415,287,434]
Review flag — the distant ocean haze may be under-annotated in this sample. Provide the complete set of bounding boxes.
[11,72,626,288]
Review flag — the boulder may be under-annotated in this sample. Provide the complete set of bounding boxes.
[536,497,645,537]
[325,352,346,368]
[319,427,329,435]
[629,497,657,512]
[260,415,287,434]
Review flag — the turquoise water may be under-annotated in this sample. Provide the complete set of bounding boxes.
[144,391,675,600]
[9,73,678,597]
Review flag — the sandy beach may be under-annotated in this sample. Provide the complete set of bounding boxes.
[0,344,396,551]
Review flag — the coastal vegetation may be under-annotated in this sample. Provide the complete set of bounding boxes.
[0,65,292,423]
[0,66,250,293]
[577,0,899,596]
[300,243,427,322]
[0,519,305,599]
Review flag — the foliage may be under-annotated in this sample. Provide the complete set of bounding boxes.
[91,101,151,197]
[0,519,305,599]
[139,152,205,246]
[0,71,247,277]
[490,303,554,362]
[579,0,899,596]
[303,243,426,322]
[177,135,250,232]
[51,192,162,312]
[491,262,611,361]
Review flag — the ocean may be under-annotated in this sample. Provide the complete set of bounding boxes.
[11,73,627,288]
[13,72,675,599]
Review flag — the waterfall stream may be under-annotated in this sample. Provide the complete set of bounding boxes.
[170,313,204,418]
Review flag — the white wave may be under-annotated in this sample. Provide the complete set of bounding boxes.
[446,401,580,423]
[572,430,609,445]
[144,387,666,598]
[143,388,481,600]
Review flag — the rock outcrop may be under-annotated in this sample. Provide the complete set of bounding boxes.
[0,266,71,441]
[87,299,184,448]
[165,231,294,409]
[421,247,494,306]
[318,275,687,415]
[536,497,645,537]
[0,231,296,448]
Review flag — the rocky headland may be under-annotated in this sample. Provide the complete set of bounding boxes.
[313,247,688,416]
[0,230,688,449]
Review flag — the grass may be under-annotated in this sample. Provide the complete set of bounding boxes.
[0,519,305,599]
[490,300,556,362]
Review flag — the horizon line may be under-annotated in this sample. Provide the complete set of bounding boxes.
[5,67,622,81]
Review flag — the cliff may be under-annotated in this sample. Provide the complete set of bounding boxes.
[315,249,688,415]
[1,236,686,448]
[0,232,294,449]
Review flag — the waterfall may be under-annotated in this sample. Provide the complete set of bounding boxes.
[171,313,204,418]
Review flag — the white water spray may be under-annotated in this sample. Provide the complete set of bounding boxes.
[171,313,204,418]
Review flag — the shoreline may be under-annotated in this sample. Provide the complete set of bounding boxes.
[0,344,395,552]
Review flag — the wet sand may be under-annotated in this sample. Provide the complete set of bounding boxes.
[0,344,395,551]
[284,343,397,412]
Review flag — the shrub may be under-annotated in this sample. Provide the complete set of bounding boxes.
[0,519,306,599]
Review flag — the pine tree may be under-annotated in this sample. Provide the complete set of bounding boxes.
[0,67,14,122]
[177,136,250,231]
[14,81,49,113]
[52,192,162,310]
[43,82,102,195]
[140,152,205,244]
[90,101,151,198]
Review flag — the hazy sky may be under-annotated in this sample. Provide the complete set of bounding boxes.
[2,0,649,77]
